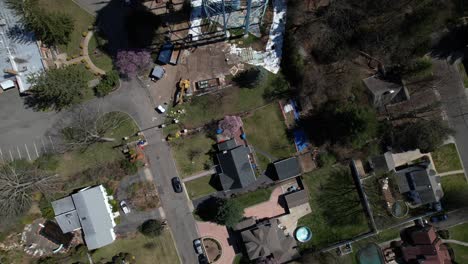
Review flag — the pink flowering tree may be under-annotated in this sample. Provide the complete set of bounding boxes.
[219,116,243,138]
[115,49,152,77]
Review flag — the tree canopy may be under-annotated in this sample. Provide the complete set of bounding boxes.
[26,65,88,111]
[214,198,244,227]
[7,0,74,46]
[139,219,163,237]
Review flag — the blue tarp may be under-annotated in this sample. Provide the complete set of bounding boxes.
[157,42,174,64]
[293,129,310,152]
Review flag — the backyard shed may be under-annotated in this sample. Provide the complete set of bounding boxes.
[284,189,309,209]
[273,157,302,181]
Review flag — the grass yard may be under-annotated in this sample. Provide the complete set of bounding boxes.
[170,72,287,129]
[172,133,215,178]
[57,111,139,177]
[432,143,463,173]
[88,33,114,72]
[243,104,295,169]
[440,173,468,210]
[298,166,370,250]
[451,244,468,263]
[185,175,218,199]
[458,63,468,88]
[91,232,179,264]
[38,0,94,57]
[449,222,468,241]
[233,187,273,210]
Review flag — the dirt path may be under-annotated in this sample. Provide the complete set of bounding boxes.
[64,31,106,75]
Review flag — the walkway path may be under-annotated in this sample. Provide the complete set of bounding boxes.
[183,168,216,182]
[439,170,465,177]
[63,31,106,75]
[443,239,468,246]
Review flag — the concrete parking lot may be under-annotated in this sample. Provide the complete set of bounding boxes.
[0,90,61,161]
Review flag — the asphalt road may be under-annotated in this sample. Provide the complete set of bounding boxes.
[432,59,468,179]
[86,79,199,264]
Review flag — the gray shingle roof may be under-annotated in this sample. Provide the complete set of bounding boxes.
[273,157,302,181]
[284,190,309,209]
[217,145,256,190]
[217,139,237,151]
[52,196,75,215]
[363,76,406,108]
[395,164,443,205]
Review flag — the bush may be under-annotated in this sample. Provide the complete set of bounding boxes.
[437,229,450,239]
[233,67,266,88]
[215,198,243,227]
[120,159,138,175]
[94,70,119,97]
[34,154,59,171]
[139,219,163,237]
[317,153,336,168]
[39,196,55,220]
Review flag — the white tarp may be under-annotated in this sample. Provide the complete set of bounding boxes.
[0,79,15,90]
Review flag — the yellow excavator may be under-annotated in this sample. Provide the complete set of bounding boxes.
[175,79,190,106]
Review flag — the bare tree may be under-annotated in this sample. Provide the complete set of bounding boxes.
[0,164,59,218]
[59,106,130,151]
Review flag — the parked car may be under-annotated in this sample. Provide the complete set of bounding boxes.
[156,105,166,113]
[193,239,203,254]
[430,214,448,223]
[171,177,183,193]
[120,201,131,214]
[198,254,208,264]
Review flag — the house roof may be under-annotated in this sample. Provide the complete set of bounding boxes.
[368,152,395,173]
[217,139,237,151]
[273,157,302,181]
[240,219,298,262]
[363,76,407,108]
[284,189,309,209]
[71,186,116,250]
[395,163,443,205]
[53,185,116,250]
[217,145,256,190]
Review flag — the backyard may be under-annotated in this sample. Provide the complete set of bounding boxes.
[432,143,463,173]
[440,173,468,210]
[243,104,295,170]
[171,133,215,178]
[297,166,371,250]
[185,175,218,200]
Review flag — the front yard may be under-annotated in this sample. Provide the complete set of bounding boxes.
[171,133,215,178]
[298,166,371,250]
[432,143,463,173]
[440,173,468,210]
[448,223,468,263]
[185,175,218,199]
[243,104,295,170]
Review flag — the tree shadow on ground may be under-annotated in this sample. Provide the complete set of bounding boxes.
[195,196,223,222]
[430,25,468,63]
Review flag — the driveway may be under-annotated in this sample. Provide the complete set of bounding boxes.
[197,221,236,264]
[0,90,62,161]
[432,59,468,179]
[244,186,286,219]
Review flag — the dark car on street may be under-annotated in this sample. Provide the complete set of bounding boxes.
[171,177,183,193]
[198,254,208,264]
[430,214,448,223]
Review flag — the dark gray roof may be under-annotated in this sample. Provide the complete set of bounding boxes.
[395,164,443,205]
[369,152,395,173]
[72,186,116,250]
[240,219,298,262]
[234,217,257,231]
[217,139,237,151]
[217,146,256,190]
[284,190,309,209]
[363,76,407,108]
[273,157,302,181]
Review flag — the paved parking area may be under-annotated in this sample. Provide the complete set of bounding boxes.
[0,90,61,161]
[243,186,287,219]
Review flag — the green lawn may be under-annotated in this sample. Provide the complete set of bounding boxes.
[458,63,468,88]
[57,111,139,177]
[449,222,468,241]
[185,175,218,199]
[243,104,295,170]
[298,166,371,250]
[440,173,468,210]
[234,187,273,210]
[38,0,94,56]
[169,72,287,129]
[432,143,463,173]
[91,232,179,264]
[451,244,468,263]
[88,33,114,72]
[172,133,215,178]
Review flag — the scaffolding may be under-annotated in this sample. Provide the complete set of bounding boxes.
[201,0,269,38]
